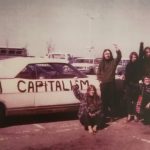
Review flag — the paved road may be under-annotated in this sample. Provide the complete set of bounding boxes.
[0,114,149,150]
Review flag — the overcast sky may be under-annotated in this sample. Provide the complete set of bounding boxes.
[0,0,150,58]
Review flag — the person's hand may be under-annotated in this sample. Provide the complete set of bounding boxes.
[139,80,143,84]
[121,74,125,80]
[145,102,150,109]
[113,43,120,51]
[140,41,144,47]
[73,77,78,85]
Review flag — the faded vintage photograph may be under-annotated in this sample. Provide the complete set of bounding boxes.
[0,0,150,150]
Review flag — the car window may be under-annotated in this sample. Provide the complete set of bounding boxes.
[16,63,86,79]
[35,63,57,79]
[16,64,36,79]
[51,63,86,78]
[75,59,93,63]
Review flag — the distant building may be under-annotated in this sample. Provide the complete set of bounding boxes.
[0,47,28,60]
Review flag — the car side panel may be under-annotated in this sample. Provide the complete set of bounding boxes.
[0,79,34,108]
[34,78,90,106]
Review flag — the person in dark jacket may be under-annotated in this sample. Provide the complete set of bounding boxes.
[97,44,122,122]
[124,52,141,122]
[72,78,103,134]
[139,42,150,77]
[140,75,150,124]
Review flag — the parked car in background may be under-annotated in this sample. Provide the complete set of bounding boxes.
[94,58,102,75]
[72,57,102,74]
[46,52,73,63]
[115,58,129,75]
[0,57,100,123]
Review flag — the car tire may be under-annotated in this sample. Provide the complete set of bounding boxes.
[89,69,94,75]
[0,105,5,126]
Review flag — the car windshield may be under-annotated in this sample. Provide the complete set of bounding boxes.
[16,63,87,79]
[49,54,66,59]
[75,59,93,64]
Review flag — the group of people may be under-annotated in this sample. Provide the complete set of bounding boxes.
[72,42,150,134]
[123,42,150,124]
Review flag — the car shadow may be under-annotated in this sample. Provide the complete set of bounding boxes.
[1,112,126,129]
[1,111,78,128]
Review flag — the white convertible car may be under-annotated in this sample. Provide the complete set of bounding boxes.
[0,57,100,123]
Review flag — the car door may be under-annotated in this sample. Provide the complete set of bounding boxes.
[34,63,91,110]
[1,64,36,109]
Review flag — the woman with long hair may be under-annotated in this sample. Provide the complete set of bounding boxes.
[139,42,150,77]
[72,80,102,134]
[124,52,141,122]
[97,45,122,123]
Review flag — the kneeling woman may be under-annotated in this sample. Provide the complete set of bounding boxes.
[72,79,102,134]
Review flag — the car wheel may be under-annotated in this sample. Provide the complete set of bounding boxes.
[89,69,94,75]
[0,105,5,126]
